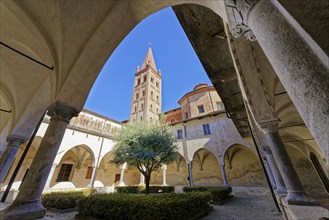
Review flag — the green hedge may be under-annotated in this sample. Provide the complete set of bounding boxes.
[41,189,95,209]
[183,186,232,203]
[77,192,212,220]
[116,185,174,194]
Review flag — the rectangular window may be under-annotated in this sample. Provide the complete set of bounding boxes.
[203,124,211,135]
[136,93,139,99]
[143,75,147,82]
[141,103,144,110]
[56,163,73,182]
[151,77,154,83]
[86,166,93,179]
[185,112,188,119]
[142,90,145,96]
[198,105,205,113]
[156,81,159,88]
[177,129,183,139]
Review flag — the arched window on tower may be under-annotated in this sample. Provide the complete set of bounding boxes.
[150,104,153,111]
[151,91,153,98]
[156,95,159,103]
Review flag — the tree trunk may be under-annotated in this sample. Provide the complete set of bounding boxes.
[145,174,151,194]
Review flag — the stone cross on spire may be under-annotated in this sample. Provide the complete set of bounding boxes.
[141,44,157,71]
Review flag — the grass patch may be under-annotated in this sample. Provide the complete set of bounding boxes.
[77,192,212,220]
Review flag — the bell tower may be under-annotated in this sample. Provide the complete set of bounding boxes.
[129,46,162,122]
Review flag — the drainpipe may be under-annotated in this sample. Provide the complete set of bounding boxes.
[225,111,281,212]
[90,119,107,189]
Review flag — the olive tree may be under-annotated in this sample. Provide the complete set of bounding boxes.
[110,120,178,194]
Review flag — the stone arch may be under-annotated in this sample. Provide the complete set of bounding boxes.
[191,148,223,186]
[50,144,95,189]
[285,143,327,195]
[224,144,266,187]
[54,2,228,109]
[97,151,139,187]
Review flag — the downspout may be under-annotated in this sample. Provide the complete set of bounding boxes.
[90,119,107,189]
[182,123,192,186]
[225,111,281,212]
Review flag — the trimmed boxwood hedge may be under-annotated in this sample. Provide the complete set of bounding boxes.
[41,189,95,209]
[77,192,212,220]
[116,185,174,194]
[183,186,232,203]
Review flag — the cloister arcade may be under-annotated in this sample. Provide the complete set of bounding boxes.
[0,0,328,219]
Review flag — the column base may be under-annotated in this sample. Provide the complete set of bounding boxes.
[161,183,168,186]
[118,182,125,186]
[286,192,318,206]
[0,200,46,220]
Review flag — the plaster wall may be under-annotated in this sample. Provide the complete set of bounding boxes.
[226,148,266,187]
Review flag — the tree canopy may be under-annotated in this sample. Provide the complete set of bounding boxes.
[110,120,178,193]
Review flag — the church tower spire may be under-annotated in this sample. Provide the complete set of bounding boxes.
[129,46,162,122]
[141,45,157,71]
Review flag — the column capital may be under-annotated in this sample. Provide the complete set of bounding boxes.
[225,0,259,41]
[47,101,80,123]
[6,135,27,146]
[161,164,167,170]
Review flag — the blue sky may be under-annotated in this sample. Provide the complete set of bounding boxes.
[84,7,212,121]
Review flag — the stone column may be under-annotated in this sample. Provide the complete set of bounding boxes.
[261,122,316,205]
[139,173,145,185]
[263,147,287,195]
[161,164,167,186]
[119,163,126,186]
[188,161,193,186]
[89,165,97,188]
[0,101,79,219]
[227,0,329,160]
[44,163,58,191]
[0,136,26,183]
[220,165,230,187]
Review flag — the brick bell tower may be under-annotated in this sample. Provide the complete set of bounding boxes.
[129,45,162,122]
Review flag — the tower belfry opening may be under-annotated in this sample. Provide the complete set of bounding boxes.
[129,46,162,122]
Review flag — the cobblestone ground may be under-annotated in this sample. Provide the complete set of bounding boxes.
[201,195,284,220]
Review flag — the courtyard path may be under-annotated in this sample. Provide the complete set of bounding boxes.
[201,195,284,220]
